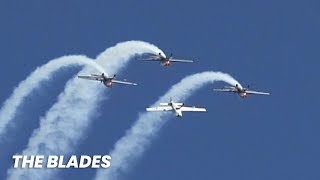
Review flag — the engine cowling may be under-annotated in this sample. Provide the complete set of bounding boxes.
[240,92,248,98]
[105,81,113,87]
[162,61,171,66]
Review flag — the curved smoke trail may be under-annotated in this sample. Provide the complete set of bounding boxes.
[7,41,164,180]
[0,55,105,138]
[95,71,242,180]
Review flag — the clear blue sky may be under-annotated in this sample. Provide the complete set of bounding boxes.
[1,0,319,179]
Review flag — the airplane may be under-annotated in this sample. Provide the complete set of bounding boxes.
[78,73,137,87]
[140,52,193,66]
[213,84,270,98]
[146,98,206,117]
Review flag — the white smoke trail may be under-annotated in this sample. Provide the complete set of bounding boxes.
[7,41,164,180]
[95,71,242,180]
[0,55,105,138]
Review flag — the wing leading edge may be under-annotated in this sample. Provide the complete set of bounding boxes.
[180,106,206,112]
[146,106,173,111]
[245,90,270,95]
[213,88,236,92]
[169,59,193,63]
[112,80,137,86]
[78,75,103,81]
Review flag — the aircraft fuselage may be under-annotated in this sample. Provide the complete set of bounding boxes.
[169,101,183,117]
[158,53,171,66]
[234,85,249,98]
[237,88,249,98]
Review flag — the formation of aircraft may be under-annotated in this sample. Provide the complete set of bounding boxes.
[213,84,270,98]
[146,98,206,117]
[140,52,193,66]
[77,52,270,117]
[78,73,137,87]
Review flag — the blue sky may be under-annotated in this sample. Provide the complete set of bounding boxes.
[0,0,320,179]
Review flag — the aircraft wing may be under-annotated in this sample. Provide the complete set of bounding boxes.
[213,88,237,92]
[139,55,160,61]
[112,80,137,86]
[180,106,206,112]
[169,59,193,63]
[246,90,270,95]
[78,75,103,81]
[146,106,173,111]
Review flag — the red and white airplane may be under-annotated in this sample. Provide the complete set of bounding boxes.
[78,73,137,87]
[213,84,270,98]
[146,98,206,117]
[140,53,193,66]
